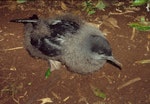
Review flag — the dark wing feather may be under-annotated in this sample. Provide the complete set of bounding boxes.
[49,19,80,37]
[31,36,62,57]
[32,19,81,56]
[10,14,38,23]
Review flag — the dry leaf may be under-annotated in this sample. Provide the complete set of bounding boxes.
[37,97,53,104]
[113,2,124,6]
[102,29,111,36]
[39,0,46,7]
[103,21,115,29]
[78,96,89,104]
[102,16,120,29]
[102,15,108,20]
[10,66,16,71]
[106,17,120,28]
[61,2,68,10]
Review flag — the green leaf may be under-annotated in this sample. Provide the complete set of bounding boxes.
[140,17,146,22]
[93,88,106,99]
[129,23,150,31]
[82,0,96,15]
[132,0,148,6]
[17,0,27,3]
[88,10,96,15]
[82,2,87,10]
[129,17,150,31]
[96,0,106,10]
[90,85,106,99]
[45,68,51,78]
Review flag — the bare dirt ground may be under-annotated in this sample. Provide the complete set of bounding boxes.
[0,1,150,104]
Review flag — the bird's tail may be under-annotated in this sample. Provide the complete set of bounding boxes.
[10,14,38,23]
[10,19,38,23]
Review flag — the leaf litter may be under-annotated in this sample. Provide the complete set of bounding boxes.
[90,84,106,99]
[135,59,150,64]
[37,97,53,104]
[117,77,141,90]
[102,15,120,29]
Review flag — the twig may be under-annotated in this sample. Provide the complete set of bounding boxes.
[12,91,27,104]
[78,96,89,104]
[3,47,23,51]
[117,77,141,90]
[130,28,136,40]
[12,91,20,104]
[146,41,150,52]
[63,96,70,102]
[51,91,61,100]
[109,11,135,15]
[135,59,150,64]
[146,3,150,12]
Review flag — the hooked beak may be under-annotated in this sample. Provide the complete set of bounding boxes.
[107,56,122,69]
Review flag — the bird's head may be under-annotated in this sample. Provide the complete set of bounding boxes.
[89,35,122,69]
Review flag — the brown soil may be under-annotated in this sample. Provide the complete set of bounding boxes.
[0,1,150,104]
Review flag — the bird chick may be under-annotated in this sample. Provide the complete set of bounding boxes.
[10,14,122,74]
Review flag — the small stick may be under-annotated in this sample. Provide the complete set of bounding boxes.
[117,77,141,90]
[146,3,150,12]
[63,96,70,102]
[3,47,23,51]
[109,11,134,15]
[51,91,61,100]
[130,28,136,40]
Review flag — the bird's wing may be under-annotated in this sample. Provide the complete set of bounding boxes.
[30,36,62,57]
[34,17,82,57]
[49,18,80,37]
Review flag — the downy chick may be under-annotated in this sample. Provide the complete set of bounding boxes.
[10,14,122,74]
